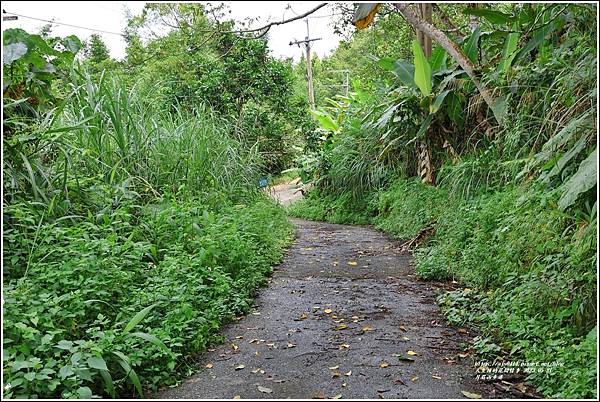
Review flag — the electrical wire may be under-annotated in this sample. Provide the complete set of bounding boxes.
[2,9,125,37]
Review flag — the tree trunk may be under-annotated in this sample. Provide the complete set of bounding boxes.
[417,3,434,185]
[393,3,502,125]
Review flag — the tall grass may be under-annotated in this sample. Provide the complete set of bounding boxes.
[58,71,261,202]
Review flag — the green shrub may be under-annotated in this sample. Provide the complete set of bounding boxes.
[3,195,293,398]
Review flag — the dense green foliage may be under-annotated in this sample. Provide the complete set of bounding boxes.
[3,11,294,398]
[290,3,597,398]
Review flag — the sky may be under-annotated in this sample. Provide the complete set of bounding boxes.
[1,1,343,61]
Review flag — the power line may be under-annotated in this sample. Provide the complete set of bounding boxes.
[2,9,125,37]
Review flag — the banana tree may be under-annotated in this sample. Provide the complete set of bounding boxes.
[374,39,467,184]
[354,3,505,125]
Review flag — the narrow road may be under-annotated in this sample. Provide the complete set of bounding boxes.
[154,219,496,399]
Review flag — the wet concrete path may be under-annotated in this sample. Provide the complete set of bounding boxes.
[154,219,497,399]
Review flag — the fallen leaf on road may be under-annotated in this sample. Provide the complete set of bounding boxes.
[235,364,245,370]
[312,393,326,399]
[299,312,309,320]
[258,386,273,394]
[362,325,374,333]
[345,370,352,376]
[233,396,241,399]
[399,325,408,332]
[347,261,358,266]
[231,343,239,351]
[402,336,410,341]
[329,365,340,370]
[407,351,418,356]
[432,375,442,380]
[235,335,243,339]
[461,391,482,399]
[332,394,342,399]
[205,363,214,369]
[336,324,349,330]
[331,371,341,378]
[339,344,350,349]
[379,361,389,368]
[249,338,258,344]
[287,342,296,348]
[411,376,419,382]
[251,368,261,374]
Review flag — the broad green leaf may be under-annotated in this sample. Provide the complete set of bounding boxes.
[123,303,157,334]
[412,40,432,96]
[512,19,562,65]
[378,58,415,88]
[463,8,515,24]
[558,148,597,211]
[99,370,116,398]
[446,92,464,127]
[544,136,587,182]
[497,25,519,74]
[310,109,339,132]
[62,35,82,54]
[127,332,170,351]
[430,90,451,113]
[353,3,380,29]
[87,356,108,371]
[77,387,93,399]
[112,351,143,397]
[55,340,74,351]
[3,43,28,65]
[535,113,593,165]
[463,27,482,63]
[429,46,448,72]
[393,60,416,88]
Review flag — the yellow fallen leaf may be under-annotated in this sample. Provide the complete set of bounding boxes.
[235,364,245,370]
[411,375,419,382]
[379,361,389,368]
[336,324,348,330]
[324,309,333,314]
[329,365,340,370]
[233,396,241,400]
[339,344,350,349]
[432,375,442,380]
[407,350,418,356]
[331,371,341,378]
[347,261,358,266]
[299,312,309,320]
[231,343,239,351]
[461,391,482,399]
[235,335,243,339]
[205,363,214,369]
[362,325,374,332]
[399,325,407,332]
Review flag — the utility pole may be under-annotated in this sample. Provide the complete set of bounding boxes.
[290,19,321,110]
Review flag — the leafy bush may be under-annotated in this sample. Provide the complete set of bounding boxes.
[3,195,293,398]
